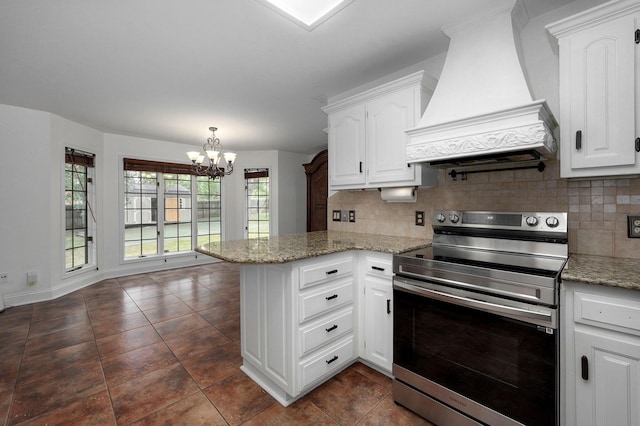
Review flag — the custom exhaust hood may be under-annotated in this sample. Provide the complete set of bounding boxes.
[406,0,558,170]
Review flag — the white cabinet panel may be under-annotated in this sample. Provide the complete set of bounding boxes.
[563,280,640,426]
[328,105,366,186]
[299,256,354,289]
[568,15,636,170]
[298,279,353,323]
[367,87,417,184]
[299,336,354,390]
[548,2,640,178]
[299,307,353,356]
[575,329,640,426]
[363,276,393,372]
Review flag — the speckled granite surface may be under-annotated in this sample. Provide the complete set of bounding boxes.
[196,231,431,264]
[562,254,640,290]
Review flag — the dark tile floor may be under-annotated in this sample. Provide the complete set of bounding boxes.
[0,262,432,425]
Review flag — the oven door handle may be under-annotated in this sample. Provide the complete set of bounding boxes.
[394,279,553,326]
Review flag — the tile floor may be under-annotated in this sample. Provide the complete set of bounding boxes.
[0,262,432,425]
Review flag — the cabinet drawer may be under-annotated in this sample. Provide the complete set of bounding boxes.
[299,279,353,323]
[299,336,354,390]
[299,308,353,356]
[575,291,640,335]
[364,255,392,278]
[299,257,353,289]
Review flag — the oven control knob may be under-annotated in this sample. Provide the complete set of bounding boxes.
[546,216,560,228]
[436,213,446,223]
[449,213,460,224]
[525,216,539,227]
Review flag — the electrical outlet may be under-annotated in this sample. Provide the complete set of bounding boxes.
[27,272,37,286]
[415,211,425,226]
[341,210,349,222]
[332,210,342,222]
[628,215,640,238]
[348,210,355,222]
[0,273,7,284]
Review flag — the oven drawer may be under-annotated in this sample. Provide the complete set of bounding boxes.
[299,307,353,356]
[299,256,353,289]
[574,291,640,336]
[299,279,353,323]
[299,335,354,390]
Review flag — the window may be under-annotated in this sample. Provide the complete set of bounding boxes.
[196,176,222,247]
[123,158,222,259]
[123,169,158,258]
[245,168,270,239]
[65,148,96,272]
[163,173,192,253]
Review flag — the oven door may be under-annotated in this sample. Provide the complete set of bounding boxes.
[393,276,558,426]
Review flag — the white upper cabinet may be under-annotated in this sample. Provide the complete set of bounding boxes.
[327,104,366,186]
[548,0,640,178]
[366,87,418,184]
[323,71,438,190]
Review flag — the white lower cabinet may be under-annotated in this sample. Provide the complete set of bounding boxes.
[361,252,394,372]
[240,250,398,406]
[575,329,640,426]
[563,282,640,426]
[240,253,356,406]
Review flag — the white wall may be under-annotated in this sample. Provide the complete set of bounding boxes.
[0,105,53,306]
[0,106,104,306]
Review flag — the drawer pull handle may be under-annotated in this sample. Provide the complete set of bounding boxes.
[326,355,339,365]
[387,299,391,315]
[581,355,589,381]
[371,266,385,272]
[325,324,338,332]
[576,130,582,150]
[325,294,338,301]
[325,269,338,275]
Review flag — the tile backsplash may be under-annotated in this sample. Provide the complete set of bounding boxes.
[327,160,640,259]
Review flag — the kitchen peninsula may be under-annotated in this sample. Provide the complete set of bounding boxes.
[196,231,429,406]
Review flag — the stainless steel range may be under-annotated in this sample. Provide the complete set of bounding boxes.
[392,211,568,426]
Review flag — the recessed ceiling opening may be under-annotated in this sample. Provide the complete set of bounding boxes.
[256,0,355,31]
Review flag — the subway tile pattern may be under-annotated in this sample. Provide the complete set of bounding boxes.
[0,263,431,426]
[328,160,640,259]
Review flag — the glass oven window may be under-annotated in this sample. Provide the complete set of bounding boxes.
[394,288,557,426]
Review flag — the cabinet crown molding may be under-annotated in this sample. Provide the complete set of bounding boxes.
[322,70,436,114]
[546,0,640,39]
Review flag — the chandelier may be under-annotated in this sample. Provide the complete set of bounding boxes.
[186,126,237,179]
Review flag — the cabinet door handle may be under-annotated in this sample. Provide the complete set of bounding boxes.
[387,299,391,314]
[371,266,385,272]
[325,294,338,301]
[636,29,640,44]
[325,269,338,275]
[635,137,640,152]
[359,162,363,173]
[576,130,582,150]
[581,355,589,381]
[325,324,338,332]
[326,355,339,364]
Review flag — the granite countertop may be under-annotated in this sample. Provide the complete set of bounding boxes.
[195,231,431,264]
[561,254,640,291]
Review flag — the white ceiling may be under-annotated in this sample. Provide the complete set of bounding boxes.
[0,0,574,155]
